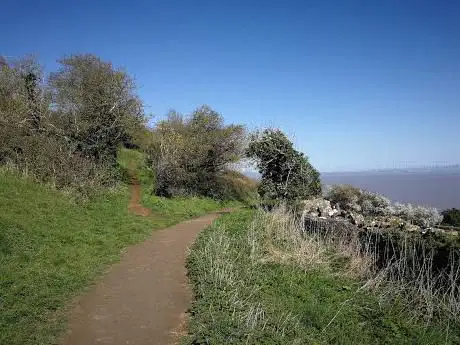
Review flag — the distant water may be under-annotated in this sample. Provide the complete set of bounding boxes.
[321,167,460,210]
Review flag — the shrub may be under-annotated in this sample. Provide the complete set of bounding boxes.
[326,185,393,216]
[246,129,321,205]
[1,133,117,196]
[391,203,443,227]
[0,54,143,195]
[216,170,258,203]
[441,208,460,227]
[361,190,392,216]
[325,184,362,212]
[49,54,146,164]
[146,106,246,198]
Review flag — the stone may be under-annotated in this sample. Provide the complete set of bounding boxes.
[301,198,333,218]
[347,212,364,226]
[328,208,340,217]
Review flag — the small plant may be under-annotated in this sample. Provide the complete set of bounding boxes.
[325,184,362,212]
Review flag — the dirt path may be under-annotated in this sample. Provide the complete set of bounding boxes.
[128,178,151,216]
[60,182,230,345]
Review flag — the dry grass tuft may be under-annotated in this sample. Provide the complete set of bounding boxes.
[254,206,460,325]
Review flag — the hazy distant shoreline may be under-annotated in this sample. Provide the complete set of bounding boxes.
[321,166,460,210]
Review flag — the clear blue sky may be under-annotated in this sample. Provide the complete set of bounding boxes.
[2,0,459,172]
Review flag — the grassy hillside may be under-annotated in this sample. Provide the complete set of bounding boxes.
[117,147,155,187]
[0,171,225,345]
[186,211,459,345]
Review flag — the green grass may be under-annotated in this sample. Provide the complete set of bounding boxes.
[0,171,225,345]
[117,147,155,187]
[142,193,241,220]
[186,211,460,345]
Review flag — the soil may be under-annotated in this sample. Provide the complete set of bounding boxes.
[128,178,151,216]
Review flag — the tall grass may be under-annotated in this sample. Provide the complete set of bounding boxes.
[187,210,459,344]
[256,207,460,326]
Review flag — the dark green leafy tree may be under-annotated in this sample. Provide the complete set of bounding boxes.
[441,208,460,227]
[246,129,321,205]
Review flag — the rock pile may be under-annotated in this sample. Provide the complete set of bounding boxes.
[301,197,363,225]
[300,197,453,234]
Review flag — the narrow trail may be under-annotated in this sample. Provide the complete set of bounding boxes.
[128,177,151,217]
[60,179,230,345]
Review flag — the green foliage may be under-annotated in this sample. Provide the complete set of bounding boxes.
[117,147,155,187]
[0,56,50,159]
[0,172,225,345]
[441,208,460,227]
[49,54,146,164]
[246,129,321,205]
[325,184,364,212]
[0,55,146,195]
[216,170,259,204]
[146,105,246,198]
[0,55,43,132]
[185,211,459,345]
[1,55,250,201]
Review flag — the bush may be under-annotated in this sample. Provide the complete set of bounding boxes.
[326,185,392,216]
[441,208,460,227]
[1,134,118,196]
[246,129,321,205]
[392,203,443,227]
[146,106,246,198]
[325,184,362,212]
[216,170,258,203]
[49,54,146,164]
[0,54,145,195]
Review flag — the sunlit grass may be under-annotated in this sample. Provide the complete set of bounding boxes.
[0,171,224,345]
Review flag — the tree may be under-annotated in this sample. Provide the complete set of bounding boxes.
[49,54,145,164]
[0,56,50,163]
[0,54,137,194]
[0,56,46,132]
[147,105,246,197]
[246,129,321,204]
[441,208,460,227]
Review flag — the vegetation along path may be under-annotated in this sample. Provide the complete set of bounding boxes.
[60,183,231,345]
